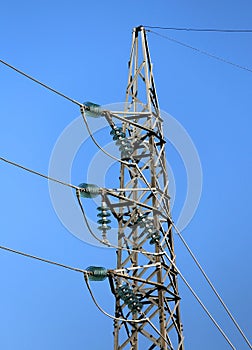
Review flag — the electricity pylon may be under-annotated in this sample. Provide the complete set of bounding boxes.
[108,26,184,350]
[80,25,184,349]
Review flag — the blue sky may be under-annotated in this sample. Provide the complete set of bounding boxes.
[0,1,252,349]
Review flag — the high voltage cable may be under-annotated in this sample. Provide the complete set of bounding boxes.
[148,30,252,74]
[0,156,80,190]
[0,58,82,106]
[1,37,249,347]
[0,244,88,274]
[0,155,166,218]
[144,25,252,33]
[172,222,252,349]
[162,251,236,350]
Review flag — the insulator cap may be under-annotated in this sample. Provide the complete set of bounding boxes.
[86,266,107,281]
[78,183,100,198]
[83,101,102,117]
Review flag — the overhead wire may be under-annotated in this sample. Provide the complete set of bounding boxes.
[1,30,249,347]
[1,155,162,214]
[170,221,252,349]
[0,156,80,190]
[147,30,252,74]
[0,244,88,274]
[161,250,236,350]
[0,59,82,106]
[144,25,252,33]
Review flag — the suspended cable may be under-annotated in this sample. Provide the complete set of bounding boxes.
[144,25,252,33]
[0,244,88,274]
[171,222,252,349]
[0,156,80,190]
[1,153,168,223]
[148,30,252,74]
[0,58,82,106]
[161,250,236,350]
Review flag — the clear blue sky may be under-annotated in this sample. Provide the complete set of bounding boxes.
[1,1,251,349]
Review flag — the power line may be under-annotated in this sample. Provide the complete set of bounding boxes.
[0,58,82,106]
[0,156,79,190]
[144,25,252,33]
[171,222,252,349]
[0,244,87,274]
[162,251,236,350]
[1,30,249,347]
[148,30,252,74]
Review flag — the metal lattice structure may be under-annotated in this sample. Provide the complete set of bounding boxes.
[105,26,184,350]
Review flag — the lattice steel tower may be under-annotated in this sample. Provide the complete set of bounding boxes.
[108,26,184,350]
